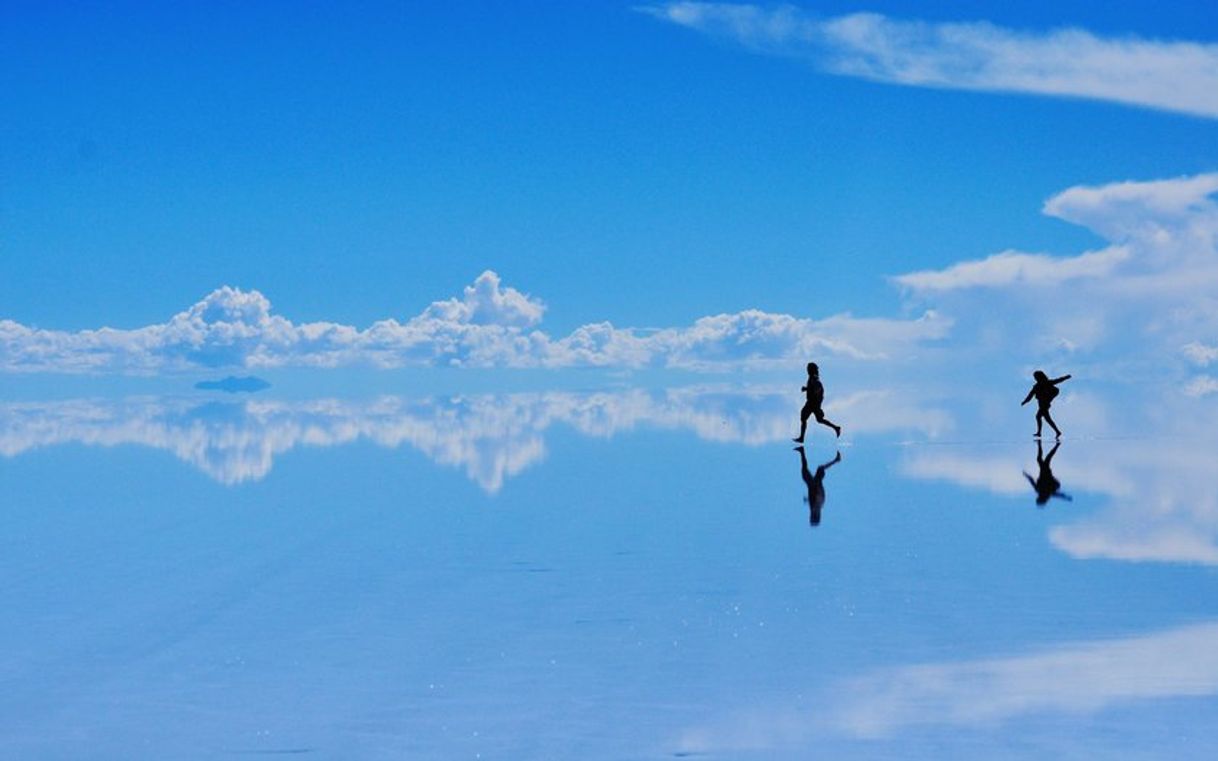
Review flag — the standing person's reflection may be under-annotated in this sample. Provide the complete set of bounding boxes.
[1024,440,1072,507]
[795,446,841,526]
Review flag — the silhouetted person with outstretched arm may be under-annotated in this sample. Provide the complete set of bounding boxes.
[794,362,841,443]
[1024,440,1072,507]
[796,446,841,525]
[1021,370,1071,439]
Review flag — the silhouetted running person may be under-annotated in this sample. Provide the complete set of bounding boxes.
[795,446,841,526]
[793,362,841,443]
[1021,370,1071,439]
[1024,440,1072,507]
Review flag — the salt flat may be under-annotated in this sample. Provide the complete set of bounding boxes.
[2,383,1216,759]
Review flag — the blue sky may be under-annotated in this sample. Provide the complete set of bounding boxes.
[2,1,1218,380]
[7,8,1218,754]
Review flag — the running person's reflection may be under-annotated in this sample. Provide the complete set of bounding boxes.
[795,446,841,525]
[1024,440,1072,507]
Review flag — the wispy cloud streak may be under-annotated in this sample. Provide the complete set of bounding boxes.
[641,3,1218,119]
[837,621,1218,736]
[676,620,1218,751]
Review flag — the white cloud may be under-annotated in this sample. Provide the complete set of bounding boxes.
[641,3,1218,119]
[1185,375,1218,397]
[891,173,1218,362]
[1044,173,1218,240]
[900,451,1030,495]
[417,270,545,328]
[0,270,945,374]
[1051,522,1218,565]
[1183,342,1218,367]
[898,173,1218,295]
[894,247,1130,293]
[675,620,1218,751]
[835,621,1218,737]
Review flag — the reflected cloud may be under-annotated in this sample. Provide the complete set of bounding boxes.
[0,386,947,493]
[898,389,1218,565]
[835,621,1218,737]
[676,620,1218,752]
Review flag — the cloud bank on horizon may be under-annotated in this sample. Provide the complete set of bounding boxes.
[0,272,947,373]
[640,2,1218,119]
[4,174,1218,380]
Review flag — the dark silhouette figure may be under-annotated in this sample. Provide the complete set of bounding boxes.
[795,446,841,526]
[1024,440,1072,507]
[793,362,841,443]
[1021,370,1071,438]
[194,375,271,393]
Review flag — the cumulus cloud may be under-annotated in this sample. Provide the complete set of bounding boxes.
[0,385,948,491]
[898,173,1218,295]
[417,270,545,328]
[0,270,946,374]
[640,3,1218,119]
[891,173,1218,361]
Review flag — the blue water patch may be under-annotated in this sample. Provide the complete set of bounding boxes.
[1,382,1216,758]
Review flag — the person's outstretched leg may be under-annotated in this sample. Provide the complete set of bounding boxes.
[1043,409,1062,438]
[815,410,842,438]
[1034,410,1044,438]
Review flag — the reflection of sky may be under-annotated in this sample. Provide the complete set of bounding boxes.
[898,386,1218,567]
[4,381,1218,758]
[0,385,948,491]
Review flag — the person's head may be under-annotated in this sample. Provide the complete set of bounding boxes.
[1033,370,1048,382]
[807,362,819,376]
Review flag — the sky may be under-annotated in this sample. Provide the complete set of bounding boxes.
[3,0,1218,386]
[7,6,1218,755]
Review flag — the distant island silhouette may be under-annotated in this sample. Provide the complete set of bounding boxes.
[194,375,271,393]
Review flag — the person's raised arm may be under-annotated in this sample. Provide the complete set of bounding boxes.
[1052,374,1072,384]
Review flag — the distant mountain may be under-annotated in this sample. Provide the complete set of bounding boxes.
[194,375,271,393]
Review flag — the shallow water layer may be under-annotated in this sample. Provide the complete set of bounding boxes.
[2,384,1217,759]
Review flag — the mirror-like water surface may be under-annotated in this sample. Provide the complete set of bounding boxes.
[3,383,1217,759]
